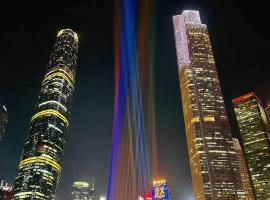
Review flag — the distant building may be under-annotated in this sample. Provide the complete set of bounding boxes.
[233,92,270,199]
[232,138,255,200]
[0,104,8,141]
[0,180,13,200]
[89,178,96,200]
[173,10,245,199]
[72,181,91,200]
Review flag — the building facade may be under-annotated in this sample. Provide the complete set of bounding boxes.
[0,104,8,141]
[71,182,91,200]
[232,138,255,200]
[0,180,13,200]
[12,29,79,200]
[233,92,270,199]
[173,10,245,200]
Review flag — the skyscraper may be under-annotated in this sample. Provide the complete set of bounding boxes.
[232,92,270,199]
[232,138,255,200]
[12,29,79,200]
[173,10,245,199]
[0,104,8,141]
[71,182,90,200]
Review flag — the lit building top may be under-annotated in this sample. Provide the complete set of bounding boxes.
[173,10,205,67]
[232,92,257,103]
[152,179,166,186]
[72,181,93,200]
[73,182,89,188]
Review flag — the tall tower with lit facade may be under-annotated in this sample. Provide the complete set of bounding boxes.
[0,104,8,141]
[173,10,245,199]
[12,29,79,200]
[233,92,270,200]
[232,138,255,200]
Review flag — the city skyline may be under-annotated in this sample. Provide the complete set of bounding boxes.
[0,1,269,199]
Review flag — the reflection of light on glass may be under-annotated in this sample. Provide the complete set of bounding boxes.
[100,196,106,200]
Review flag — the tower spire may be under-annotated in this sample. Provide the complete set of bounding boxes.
[92,177,95,188]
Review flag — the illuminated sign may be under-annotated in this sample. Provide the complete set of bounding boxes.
[144,194,152,200]
[152,179,170,200]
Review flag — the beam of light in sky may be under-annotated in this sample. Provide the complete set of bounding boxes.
[107,0,159,199]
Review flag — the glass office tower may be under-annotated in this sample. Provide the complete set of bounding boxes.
[232,138,255,200]
[13,29,79,200]
[0,104,8,141]
[233,92,270,200]
[173,10,245,200]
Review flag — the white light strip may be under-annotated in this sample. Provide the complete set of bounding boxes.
[48,124,63,134]
[3,105,7,112]
[38,101,67,112]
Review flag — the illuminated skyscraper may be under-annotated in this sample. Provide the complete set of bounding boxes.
[232,138,255,200]
[233,92,270,200]
[12,29,79,200]
[0,104,8,141]
[173,10,245,199]
[71,182,90,200]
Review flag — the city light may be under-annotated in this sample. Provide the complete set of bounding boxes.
[100,196,106,200]
[173,10,245,199]
[12,29,79,199]
[1,2,269,200]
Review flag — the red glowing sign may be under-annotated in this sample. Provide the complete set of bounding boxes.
[144,194,152,200]
[232,92,256,103]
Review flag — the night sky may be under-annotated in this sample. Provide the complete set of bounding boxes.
[0,0,269,199]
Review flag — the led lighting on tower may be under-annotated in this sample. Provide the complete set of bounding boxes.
[12,29,79,200]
